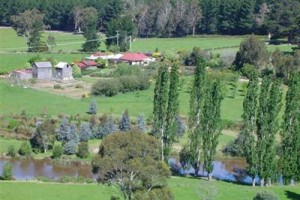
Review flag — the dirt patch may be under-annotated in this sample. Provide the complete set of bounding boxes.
[30,79,93,99]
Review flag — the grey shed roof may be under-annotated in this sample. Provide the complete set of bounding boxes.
[34,62,52,68]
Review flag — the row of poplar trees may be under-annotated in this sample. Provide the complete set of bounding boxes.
[238,72,300,186]
[152,56,223,180]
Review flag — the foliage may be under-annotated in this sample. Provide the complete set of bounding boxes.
[240,63,259,79]
[88,100,97,115]
[1,162,13,180]
[118,109,131,132]
[77,142,89,158]
[280,72,300,183]
[18,141,32,156]
[92,130,172,200]
[93,115,116,139]
[234,36,269,71]
[52,144,63,158]
[7,145,17,157]
[79,122,92,142]
[253,191,279,200]
[136,113,146,133]
[56,117,71,142]
[91,79,120,97]
[63,140,78,155]
[30,119,56,153]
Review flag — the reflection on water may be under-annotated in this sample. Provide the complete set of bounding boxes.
[0,158,253,184]
[0,159,94,180]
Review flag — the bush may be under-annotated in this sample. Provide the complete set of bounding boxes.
[1,162,13,180]
[240,64,258,79]
[18,141,32,156]
[7,145,17,157]
[75,84,84,89]
[77,142,89,158]
[53,84,63,89]
[52,144,63,158]
[119,75,139,92]
[253,191,278,200]
[113,64,141,77]
[91,79,120,97]
[63,140,78,155]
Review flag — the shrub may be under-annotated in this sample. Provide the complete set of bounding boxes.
[91,79,120,97]
[75,84,84,89]
[253,191,278,200]
[113,64,141,77]
[7,145,17,157]
[18,141,32,156]
[63,140,78,155]
[53,84,63,89]
[77,142,89,158]
[1,162,13,180]
[240,63,258,79]
[52,144,63,158]
[119,75,139,92]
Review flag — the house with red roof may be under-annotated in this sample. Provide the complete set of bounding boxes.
[77,60,98,70]
[120,52,155,66]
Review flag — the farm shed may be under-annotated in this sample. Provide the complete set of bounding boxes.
[54,62,73,80]
[32,62,52,80]
[11,69,33,80]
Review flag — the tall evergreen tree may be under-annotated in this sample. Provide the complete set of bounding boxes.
[136,113,146,133]
[236,0,255,34]
[119,109,131,132]
[79,122,92,142]
[202,80,223,180]
[280,72,300,184]
[56,117,70,142]
[88,100,97,115]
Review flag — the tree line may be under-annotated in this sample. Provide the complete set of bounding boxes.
[1,0,300,41]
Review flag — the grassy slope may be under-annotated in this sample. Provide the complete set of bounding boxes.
[0,77,244,122]
[0,137,23,154]
[0,178,299,200]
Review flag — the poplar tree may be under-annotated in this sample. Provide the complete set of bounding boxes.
[152,58,180,161]
[239,73,259,186]
[186,58,206,175]
[202,80,222,180]
[152,61,169,161]
[164,60,180,158]
[281,72,300,184]
[256,77,282,186]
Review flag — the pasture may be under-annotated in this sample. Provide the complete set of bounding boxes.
[0,178,299,200]
[0,76,245,122]
[0,27,296,74]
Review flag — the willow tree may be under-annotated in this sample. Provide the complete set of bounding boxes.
[280,72,300,184]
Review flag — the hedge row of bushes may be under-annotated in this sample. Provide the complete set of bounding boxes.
[91,75,150,97]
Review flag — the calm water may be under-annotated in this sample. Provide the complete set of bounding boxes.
[0,158,94,180]
[0,158,251,182]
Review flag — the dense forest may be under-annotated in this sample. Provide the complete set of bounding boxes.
[0,0,299,42]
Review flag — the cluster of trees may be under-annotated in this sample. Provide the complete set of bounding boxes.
[223,72,300,186]
[3,0,300,42]
[234,36,300,82]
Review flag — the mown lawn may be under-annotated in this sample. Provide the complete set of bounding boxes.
[0,177,299,200]
[0,137,23,155]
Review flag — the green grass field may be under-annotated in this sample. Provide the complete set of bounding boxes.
[0,178,299,200]
[0,77,244,122]
[0,137,23,155]
[1,27,296,74]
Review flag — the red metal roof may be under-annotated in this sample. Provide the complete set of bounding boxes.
[77,60,97,68]
[120,53,149,62]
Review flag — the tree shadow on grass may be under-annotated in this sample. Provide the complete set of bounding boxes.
[285,190,300,200]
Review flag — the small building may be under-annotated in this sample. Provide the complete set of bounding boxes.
[120,52,153,66]
[32,62,52,80]
[54,62,73,80]
[77,60,98,70]
[11,69,33,80]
